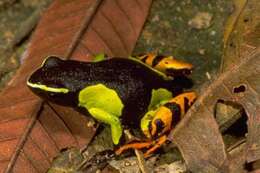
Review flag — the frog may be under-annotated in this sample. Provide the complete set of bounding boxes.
[27,54,196,157]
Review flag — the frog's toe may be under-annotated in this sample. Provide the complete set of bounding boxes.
[143,135,167,158]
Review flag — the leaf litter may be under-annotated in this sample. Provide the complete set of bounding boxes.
[0,0,259,172]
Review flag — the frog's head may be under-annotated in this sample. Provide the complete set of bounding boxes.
[27,56,78,106]
[155,56,193,76]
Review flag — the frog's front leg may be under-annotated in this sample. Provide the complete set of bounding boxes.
[78,84,124,145]
[88,108,122,144]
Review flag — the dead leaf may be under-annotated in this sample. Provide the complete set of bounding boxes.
[223,0,247,49]
[228,141,247,173]
[0,0,152,172]
[169,48,260,172]
[47,147,84,173]
[222,0,259,71]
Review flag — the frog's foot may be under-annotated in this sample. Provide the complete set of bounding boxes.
[143,135,167,158]
[115,135,168,158]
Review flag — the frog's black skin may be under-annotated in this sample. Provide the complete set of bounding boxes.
[28,56,192,128]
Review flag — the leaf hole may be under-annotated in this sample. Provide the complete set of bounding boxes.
[243,18,249,23]
[223,109,247,137]
[244,159,260,171]
[229,42,235,47]
[60,148,69,152]
[217,99,224,103]
[215,100,248,147]
[244,161,254,171]
[233,84,246,93]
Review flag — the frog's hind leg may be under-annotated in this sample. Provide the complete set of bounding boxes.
[115,135,168,158]
[115,140,154,155]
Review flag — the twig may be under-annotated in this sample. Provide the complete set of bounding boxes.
[4,102,43,173]
[9,8,42,48]
[64,0,104,59]
[227,138,246,153]
[124,130,149,173]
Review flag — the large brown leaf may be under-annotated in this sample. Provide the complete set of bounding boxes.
[169,48,260,172]
[0,0,152,172]
[222,0,259,71]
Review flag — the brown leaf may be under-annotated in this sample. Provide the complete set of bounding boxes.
[222,0,247,49]
[47,147,84,173]
[228,141,247,173]
[169,48,260,172]
[222,0,259,71]
[0,0,152,172]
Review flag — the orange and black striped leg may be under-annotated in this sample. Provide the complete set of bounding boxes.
[143,135,167,158]
[115,140,154,156]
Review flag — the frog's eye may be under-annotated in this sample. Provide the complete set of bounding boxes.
[41,56,63,68]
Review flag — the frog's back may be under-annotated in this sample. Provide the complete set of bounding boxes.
[86,58,193,127]
[68,58,173,127]
[78,58,168,87]
[56,57,172,94]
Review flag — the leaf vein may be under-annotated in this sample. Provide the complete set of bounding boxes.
[47,104,80,147]
[100,10,129,53]
[90,26,114,56]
